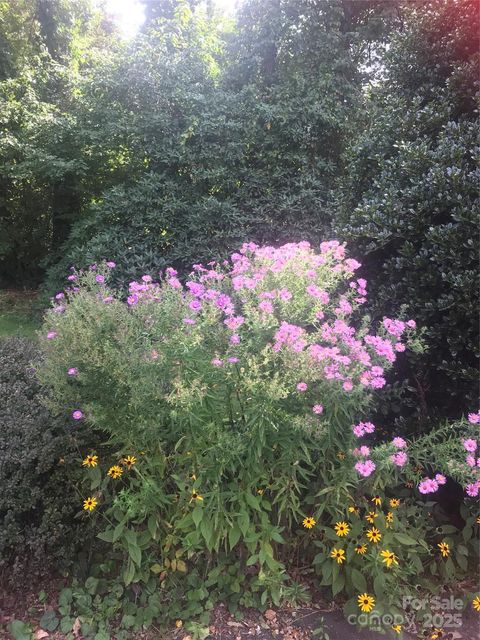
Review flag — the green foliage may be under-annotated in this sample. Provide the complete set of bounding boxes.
[0,337,97,584]
[37,242,464,635]
[335,0,480,426]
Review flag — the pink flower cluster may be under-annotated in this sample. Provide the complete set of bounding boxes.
[352,421,376,438]
[418,474,447,495]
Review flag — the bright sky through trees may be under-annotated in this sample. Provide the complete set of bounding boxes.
[104,0,236,37]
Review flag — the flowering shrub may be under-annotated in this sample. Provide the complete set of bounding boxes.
[37,242,478,635]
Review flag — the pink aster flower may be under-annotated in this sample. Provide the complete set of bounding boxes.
[228,357,239,364]
[189,300,202,312]
[468,412,480,424]
[127,294,139,306]
[392,437,407,449]
[312,404,323,414]
[297,382,308,392]
[67,275,76,282]
[95,275,105,284]
[390,451,408,467]
[67,368,78,376]
[418,478,439,494]
[353,424,365,438]
[435,474,447,485]
[230,334,240,344]
[211,358,223,366]
[342,380,353,392]
[106,261,116,268]
[465,482,480,498]
[395,343,406,352]
[103,296,113,304]
[359,445,370,456]
[72,410,83,420]
[141,275,152,283]
[406,319,416,328]
[355,460,376,477]
[55,292,65,300]
[183,318,196,325]
[463,439,477,453]
[259,300,274,314]
[47,331,57,339]
[466,455,476,467]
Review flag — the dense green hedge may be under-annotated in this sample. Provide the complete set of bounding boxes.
[0,337,96,583]
[334,0,479,426]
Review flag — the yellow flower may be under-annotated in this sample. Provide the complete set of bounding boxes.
[107,465,123,479]
[389,498,401,508]
[392,624,402,634]
[83,496,98,511]
[175,620,183,628]
[348,505,359,514]
[430,629,444,640]
[472,596,480,612]
[380,549,399,568]
[82,454,98,468]
[371,496,382,506]
[191,474,197,481]
[437,541,450,557]
[366,527,382,543]
[365,511,378,524]
[122,455,137,469]
[334,521,350,537]
[355,544,367,555]
[303,516,316,529]
[330,548,346,564]
[476,516,480,525]
[190,490,203,502]
[386,511,393,523]
[357,593,375,613]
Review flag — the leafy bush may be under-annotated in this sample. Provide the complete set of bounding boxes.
[0,337,97,583]
[41,241,480,635]
[335,0,480,427]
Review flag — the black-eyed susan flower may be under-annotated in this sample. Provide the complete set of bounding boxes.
[122,455,137,469]
[83,496,98,511]
[365,511,378,524]
[334,521,350,537]
[366,527,382,543]
[303,516,316,529]
[348,505,359,514]
[330,548,346,564]
[355,544,367,555]
[437,541,450,557]
[392,624,402,634]
[430,628,444,640]
[82,454,98,468]
[371,496,382,506]
[380,549,399,568]
[472,596,480,612]
[476,516,480,525]
[107,465,123,479]
[386,511,393,523]
[337,451,346,460]
[190,490,203,502]
[357,593,375,612]
[389,498,401,508]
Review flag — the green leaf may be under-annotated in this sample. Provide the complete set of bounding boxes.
[9,620,32,640]
[128,544,142,566]
[394,533,417,545]
[228,524,241,550]
[97,529,114,543]
[39,610,59,632]
[350,568,367,592]
[123,560,136,586]
[192,505,203,527]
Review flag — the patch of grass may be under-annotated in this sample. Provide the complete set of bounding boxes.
[0,290,42,339]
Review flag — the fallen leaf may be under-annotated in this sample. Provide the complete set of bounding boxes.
[35,631,49,640]
[72,617,81,638]
[265,609,277,621]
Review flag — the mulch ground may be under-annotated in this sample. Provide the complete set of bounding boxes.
[1,574,479,640]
